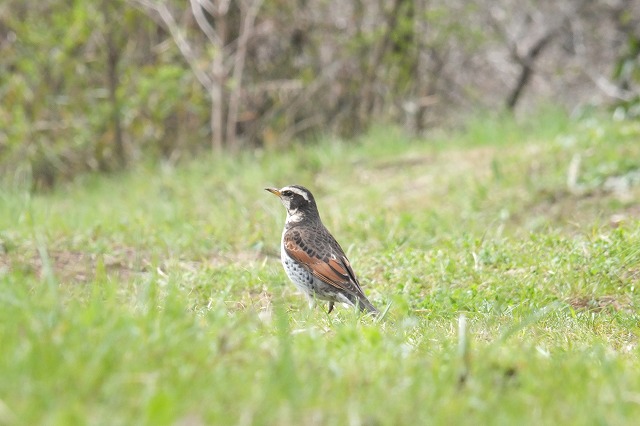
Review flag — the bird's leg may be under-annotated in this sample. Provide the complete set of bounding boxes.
[327,301,334,314]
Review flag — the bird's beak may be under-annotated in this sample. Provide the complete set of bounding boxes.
[265,187,281,197]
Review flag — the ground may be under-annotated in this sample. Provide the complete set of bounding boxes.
[0,111,639,425]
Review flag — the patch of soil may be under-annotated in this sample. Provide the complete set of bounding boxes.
[1,246,147,284]
[206,250,274,268]
[521,185,640,230]
[1,241,274,285]
[567,295,634,313]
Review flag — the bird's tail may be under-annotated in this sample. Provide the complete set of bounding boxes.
[353,295,379,316]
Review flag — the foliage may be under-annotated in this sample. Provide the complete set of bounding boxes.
[0,0,198,188]
[613,27,640,117]
[1,0,638,187]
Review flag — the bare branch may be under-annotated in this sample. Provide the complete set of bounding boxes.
[505,26,560,109]
[248,79,303,94]
[585,71,636,102]
[489,1,590,110]
[358,0,408,123]
[226,0,264,148]
[129,0,212,91]
[256,61,344,137]
[189,0,221,46]
[196,0,217,16]
[280,114,324,144]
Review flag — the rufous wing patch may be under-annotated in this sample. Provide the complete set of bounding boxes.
[284,232,365,296]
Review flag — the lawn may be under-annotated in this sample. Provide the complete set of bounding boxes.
[1,111,639,425]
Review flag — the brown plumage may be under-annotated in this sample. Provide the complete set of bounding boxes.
[266,185,378,314]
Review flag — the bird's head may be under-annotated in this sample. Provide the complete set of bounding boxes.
[265,185,319,222]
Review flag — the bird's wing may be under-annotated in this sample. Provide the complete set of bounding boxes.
[283,228,366,297]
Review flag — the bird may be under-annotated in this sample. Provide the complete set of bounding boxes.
[265,184,378,315]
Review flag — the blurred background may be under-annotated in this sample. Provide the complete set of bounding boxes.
[1,0,638,190]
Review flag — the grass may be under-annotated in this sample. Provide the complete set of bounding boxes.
[1,111,639,425]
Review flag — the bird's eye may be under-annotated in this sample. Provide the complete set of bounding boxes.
[282,190,293,197]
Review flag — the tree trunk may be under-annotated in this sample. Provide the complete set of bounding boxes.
[358,0,407,127]
[226,0,263,151]
[211,54,224,152]
[104,0,126,167]
[211,13,227,152]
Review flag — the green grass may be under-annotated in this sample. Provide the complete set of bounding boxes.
[1,112,639,425]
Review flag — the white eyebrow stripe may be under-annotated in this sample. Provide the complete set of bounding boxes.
[283,186,310,202]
